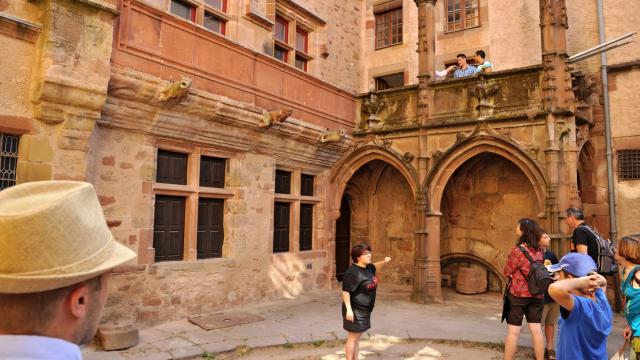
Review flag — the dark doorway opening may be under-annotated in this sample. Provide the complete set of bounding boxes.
[335,195,351,281]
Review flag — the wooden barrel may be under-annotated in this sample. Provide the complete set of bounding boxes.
[456,265,488,295]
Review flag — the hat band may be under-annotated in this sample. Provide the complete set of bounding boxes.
[9,237,115,277]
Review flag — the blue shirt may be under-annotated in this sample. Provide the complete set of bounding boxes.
[475,60,493,73]
[622,265,640,336]
[557,288,612,360]
[453,65,477,78]
[0,335,82,360]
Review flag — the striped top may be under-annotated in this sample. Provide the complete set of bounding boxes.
[454,65,477,78]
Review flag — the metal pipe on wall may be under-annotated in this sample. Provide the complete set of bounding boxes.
[596,0,618,243]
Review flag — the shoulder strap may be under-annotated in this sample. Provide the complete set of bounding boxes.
[580,224,600,238]
[518,245,536,264]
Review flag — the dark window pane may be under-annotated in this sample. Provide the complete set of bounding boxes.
[295,56,307,71]
[274,46,287,62]
[275,170,291,194]
[197,198,224,259]
[618,150,640,180]
[299,204,313,251]
[170,0,195,21]
[274,202,290,253]
[301,174,314,196]
[204,12,225,34]
[153,195,185,262]
[200,156,225,188]
[0,133,19,191]
[204,0,223,10]
[375,72,404,91]
[156,150,188,185]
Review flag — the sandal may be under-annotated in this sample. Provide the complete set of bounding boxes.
[546,349,556,360]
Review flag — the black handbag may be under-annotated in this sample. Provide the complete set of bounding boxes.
[501,277,512,323]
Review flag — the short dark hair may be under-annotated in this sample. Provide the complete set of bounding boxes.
[475,50,486,59]
[350,243,372,263]
[0,275,103,333]
[518,218,543,251]
[566,207,584,220]
[456,53,467,59]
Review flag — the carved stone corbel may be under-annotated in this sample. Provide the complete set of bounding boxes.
[319,129,346,143]
[361,92,385,129]
[258,108,293,128]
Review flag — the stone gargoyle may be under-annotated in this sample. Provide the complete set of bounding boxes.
[258,108,293,128]
[319,129,345,143]
[155,78,192,103]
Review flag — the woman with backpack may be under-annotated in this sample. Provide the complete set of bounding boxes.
[503,218,546,360]
[617,233,640,358]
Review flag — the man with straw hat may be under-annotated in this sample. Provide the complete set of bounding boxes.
[0,181,136,359]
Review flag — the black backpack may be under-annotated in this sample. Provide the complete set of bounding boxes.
[580,224,617,275]
[517,246,554,296]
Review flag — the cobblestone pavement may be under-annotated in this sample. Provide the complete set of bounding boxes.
[83,285,626,359]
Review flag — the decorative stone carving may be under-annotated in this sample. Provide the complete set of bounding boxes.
[527,146,540,159]
[320,129,345,143]
[402,152,415,163]
[557,126,571,141]
[372,135,391,149]
[258,109,293,128]
[361,92,385,129]
[470,80,499,118]
[155,78,192,103]
[430,150,443,163]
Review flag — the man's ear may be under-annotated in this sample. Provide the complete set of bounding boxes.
[67,284,91,320]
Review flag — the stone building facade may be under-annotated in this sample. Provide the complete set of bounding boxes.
[0,0,638,326]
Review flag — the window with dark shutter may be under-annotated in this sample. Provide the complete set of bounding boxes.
[299,204,313,251]
[301,174,314,196]
[274,202,290,252]
[156,150,188,185]
[153,195,186,262]
[0,133,19,191]
[275,170,291,194]
[197,198,224,258]
[200,156,225,188]
[618,150,640,180]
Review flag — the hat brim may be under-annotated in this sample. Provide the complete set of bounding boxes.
[547,263,567,273]
[0,236,136,294]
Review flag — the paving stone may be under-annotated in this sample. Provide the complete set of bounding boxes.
[201,339,244,354]
[154,320,200,335]
[170,344,205,359]
[124,352,173,360]
[180,328,228,345]
[138,328,174,344]
[284,332,313,344]
[311,332,338,343]
[150,336,196,352]
[83,351,125,360]
[245,334,287,348]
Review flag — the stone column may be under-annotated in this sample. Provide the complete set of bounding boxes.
[539,0,576,242]
[412,0,441,303]
[20,0,117,182]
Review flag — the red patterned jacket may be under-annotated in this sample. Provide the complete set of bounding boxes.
[503,244,544,298]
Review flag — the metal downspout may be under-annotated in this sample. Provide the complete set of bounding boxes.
[597,0,618,243]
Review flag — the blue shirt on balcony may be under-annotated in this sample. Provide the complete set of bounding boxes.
[454,65,477,78]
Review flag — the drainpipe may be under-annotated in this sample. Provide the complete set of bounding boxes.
[597,0,618,243]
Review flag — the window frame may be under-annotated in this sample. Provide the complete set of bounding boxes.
[0,133,20,191]
[170,0,197,22]
[618,149,640,181]
[152,145,234,264]
[167,0,230,36]
[375,7,403,50]
[445,0,481,33]
[374,72,405,91]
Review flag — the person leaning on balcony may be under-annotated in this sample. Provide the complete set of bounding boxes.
[474,49,493,74]
[342,243,391,360]
[435,53,477,80]
[0,181,136,360]
[503,218,546,360]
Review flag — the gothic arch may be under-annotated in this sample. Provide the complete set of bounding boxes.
[425,134,548,215]
[440,253,507,288]
[330,145,419,217]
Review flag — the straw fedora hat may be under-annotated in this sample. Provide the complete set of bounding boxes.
[0,181,136,294]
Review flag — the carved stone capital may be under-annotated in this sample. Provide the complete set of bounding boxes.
[414,0,437,6]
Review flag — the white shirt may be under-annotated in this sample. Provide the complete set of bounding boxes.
[0,335,82,360]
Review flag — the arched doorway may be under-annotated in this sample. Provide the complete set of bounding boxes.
[439,153,539,292]
[334,159,416,285]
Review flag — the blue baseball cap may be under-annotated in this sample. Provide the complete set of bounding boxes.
[548,252,597,277]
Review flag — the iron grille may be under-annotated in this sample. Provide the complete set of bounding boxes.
[618,150,640,180]
[0,133,19,190]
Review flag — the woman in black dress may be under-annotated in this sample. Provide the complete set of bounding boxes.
[342,243,391,360]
